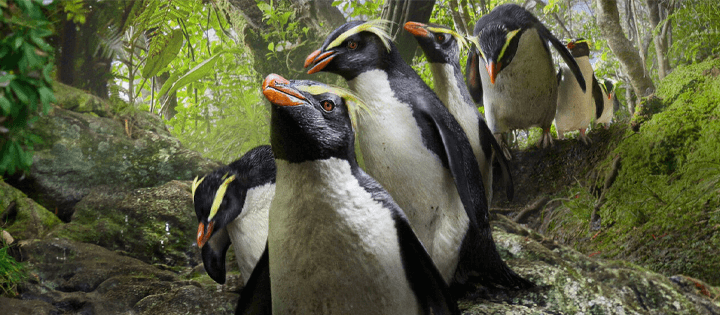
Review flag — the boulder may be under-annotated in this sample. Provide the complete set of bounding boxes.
[10,237,236,315]
[8,83,221,221]
[49,180,201,267]
[0,179,62,241]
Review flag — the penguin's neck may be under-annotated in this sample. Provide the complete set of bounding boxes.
[226,182,274,285]
[429,62,476,112]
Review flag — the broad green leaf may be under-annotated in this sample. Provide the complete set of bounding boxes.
[158,51,230,102]
[268,42,275,51]
[142,28,184,78]
[0,95,11,114]
[10,80,29,104]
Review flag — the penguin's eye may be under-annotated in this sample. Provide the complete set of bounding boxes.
[436,34,445,42]
[321,100,335,112]
[347,40,358,50]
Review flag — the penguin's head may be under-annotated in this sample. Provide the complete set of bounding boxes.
[471,23,524,84]
[566,38,591,58]
[192,145,275,283]
[263,74,360,163]
[404,21,467,64]
[304,20,394,80]
[603,79,615,99]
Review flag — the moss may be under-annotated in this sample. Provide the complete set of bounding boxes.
[546,58,720,286]
[0,180,62,240]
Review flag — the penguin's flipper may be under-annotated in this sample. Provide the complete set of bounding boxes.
[556,68,563,85]
[538,25,586,92]
[479,116,513,201]
[201,227,232,284]
[465,48,484,105]
[235,244,271,315]
[592,75,604,120]
[393,212,460,315]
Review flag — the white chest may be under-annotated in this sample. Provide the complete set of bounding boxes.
[597,89,614,124]
[480,28,558,133]
[226,182,273,284]
[269,158,419,315]
[348,70,468,282]
[555,56,595,132]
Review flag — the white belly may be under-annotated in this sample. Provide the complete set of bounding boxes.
[554,56,595,132]
[480,28,558,133]
[349,70,468,282]
[596,89,614,124]
[226,182,273,284]
[269,158,419,315]
[430,62,493,203]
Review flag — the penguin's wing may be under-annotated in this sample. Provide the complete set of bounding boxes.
[235,244,271,315]
[536,25,586,92]
[592,74,604,119]
[478,114,514,201]
[556,68,563,85]
[393,212,461,315]
[465,48,483,105]
[414,105,485,228]
[201,227,232,284]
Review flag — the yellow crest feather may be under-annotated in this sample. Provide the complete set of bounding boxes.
[191,176,205,201]
[327,20,393,52]
[208,174,236,221]
[426,26,468,51]
[295,83,371,134]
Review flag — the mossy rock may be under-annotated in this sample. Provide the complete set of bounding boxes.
[8,85,221,221]
[49,180,200,267]
[0,179,61,241]
[52,82,113,117]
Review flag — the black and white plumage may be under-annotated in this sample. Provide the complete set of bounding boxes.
[192,145,275,285]
[465,4,587,157]
[404,21,514,205]
[596,79,617,127]
[304,20,533,290]
[554,39,602,145]
[239,73,458,315]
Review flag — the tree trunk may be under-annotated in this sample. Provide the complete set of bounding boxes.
[381,0,436,64]
[646,0,671,79]
[596,0,655,97]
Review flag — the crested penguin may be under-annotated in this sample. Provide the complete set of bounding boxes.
[239,73,459,315]
[596,79,616,127]
[554,38,603,145]
[304,20,533,290]
[192,145,275,285]
[465,4,587,157]
[404,21,514,205]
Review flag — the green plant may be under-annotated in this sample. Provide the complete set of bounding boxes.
[0,0,55,175]
[0,244,27,297]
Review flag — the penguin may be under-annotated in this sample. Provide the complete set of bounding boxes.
[192,145,275,285]
[238,73,459,315]
[404,21,514,205]
[596,79,616,127]
[304,20,533,290]
[465,4,587,158]
[554,38,603,145]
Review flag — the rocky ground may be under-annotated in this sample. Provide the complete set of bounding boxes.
[1,61,720,314]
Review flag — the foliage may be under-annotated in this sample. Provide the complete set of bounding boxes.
[668,0,720,63]
[0,244,27,297]
[0,0,55,175]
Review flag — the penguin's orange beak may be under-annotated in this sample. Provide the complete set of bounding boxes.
[486,61,500,84]
[304,49,337,74]
[567,42,575,49]
[403,21,429,37]
[196,221,214,248]
[262,73,306,106]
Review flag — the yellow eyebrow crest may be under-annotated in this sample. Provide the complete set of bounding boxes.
[498,29,521,61]
[426,26,468,51]
[208,175,236,221]
[191,176,205,200]
[466,35,487,62]
[326,20,393,52]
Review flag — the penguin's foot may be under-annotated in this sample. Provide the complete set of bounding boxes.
[538,129,554,148]
[579,129,592,145]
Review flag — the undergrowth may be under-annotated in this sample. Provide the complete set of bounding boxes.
[0,244,27,297]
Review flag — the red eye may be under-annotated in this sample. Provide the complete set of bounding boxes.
[347,40,358,50]
[321,100,335,111]
[436,34,445,41]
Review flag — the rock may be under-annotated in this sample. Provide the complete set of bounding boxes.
[0,179,62,241]
[11,238,236,315]
[49,180,201,267]
[7,84,221,221]
[456,215,720,314]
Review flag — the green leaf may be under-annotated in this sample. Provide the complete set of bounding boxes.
[156,51,227,103]
[142,28,184,78]
[268,42,275,51]
[0,95,11,115]
[9,81,29,104]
